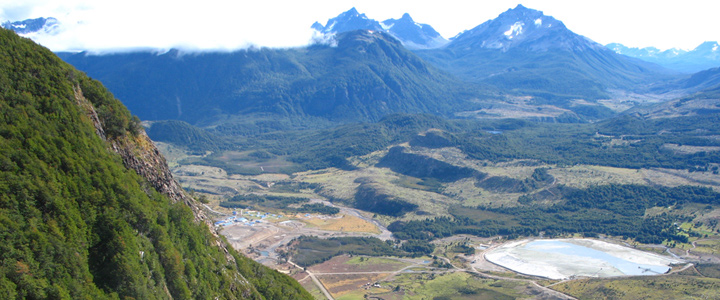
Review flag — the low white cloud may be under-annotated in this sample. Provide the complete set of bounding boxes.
[310,31,338,47]
[3,0,326,51]
[2,0,719,52]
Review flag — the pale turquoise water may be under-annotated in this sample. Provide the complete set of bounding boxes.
[526,240,669,275]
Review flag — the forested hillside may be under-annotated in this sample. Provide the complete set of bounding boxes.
[58,30,474,124]
[0,29,311,299]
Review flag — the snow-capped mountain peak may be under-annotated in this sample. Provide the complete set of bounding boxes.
[695,41,720,53]
[312,9,447,49]
[447,4,597,52]
[311,7,384,35]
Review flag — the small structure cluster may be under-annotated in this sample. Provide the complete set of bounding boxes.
[214,210,283,227]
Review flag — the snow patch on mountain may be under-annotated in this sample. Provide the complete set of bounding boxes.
[504,22,524,39]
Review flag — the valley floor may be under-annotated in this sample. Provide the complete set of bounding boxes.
[155,141,720,299]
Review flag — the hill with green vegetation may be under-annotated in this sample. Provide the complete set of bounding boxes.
[58,30,479,125]
[146,120,228,152]
[0,29,311,299]
[629,69,720,119]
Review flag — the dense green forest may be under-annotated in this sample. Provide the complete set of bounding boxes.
[146,120,228,152]
[389,184,720,244]
[376,146,483,182]
[219,194,340,215]
[159,110,720,174]
[353,183,419,217]
[0,29,311,299]
[290,236,433,267]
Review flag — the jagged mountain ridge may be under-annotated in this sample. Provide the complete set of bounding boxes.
[416,4,677,101]
[0,28,311,299]
[312,7,384,33]
[312,7,448,49]
[1,17,59,35]
[446,4,601,52]
[382,13,449,49]
[608,41,720,73]
[58,30,468,124]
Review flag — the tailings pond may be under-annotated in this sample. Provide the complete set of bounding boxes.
[485,238,682,279]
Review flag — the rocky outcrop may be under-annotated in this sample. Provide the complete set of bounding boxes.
[73,84,204,220]
[72,83,252,268]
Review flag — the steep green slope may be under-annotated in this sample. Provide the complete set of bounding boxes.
[0,29,311,299]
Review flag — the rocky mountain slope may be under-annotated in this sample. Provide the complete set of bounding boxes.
[417,5,677,101]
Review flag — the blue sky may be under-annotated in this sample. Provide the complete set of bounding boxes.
[1,0,718,52]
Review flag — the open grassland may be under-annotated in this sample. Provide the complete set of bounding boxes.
[148,129,720,300]
[697,239,720,252]
[296,166,460,219]
[695,263,720,279]
[296,276,328,300]
[550,275,720,300]
[409,147,550,180]
[550,165,646,188]
[157,143,720,223]
[393,146,719,195]
[309,255,410,274]
[154,141,207,167]
[375,272,543,300]
[662,143,720,155]
[642,168,720,190]
[319,273,390,298]
[346,148,390,168]
[345,256,411,269]
[294,167,386,201]
[214,150,298,174]
[441,178,485,203]
[302,214,380,234]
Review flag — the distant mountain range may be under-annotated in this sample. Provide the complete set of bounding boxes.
[416,5,675,101]
[1,17,58,35]
[312,7,448,49]
[58,30,468,124]
[52,5,720,127]
[607,42,720,73]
